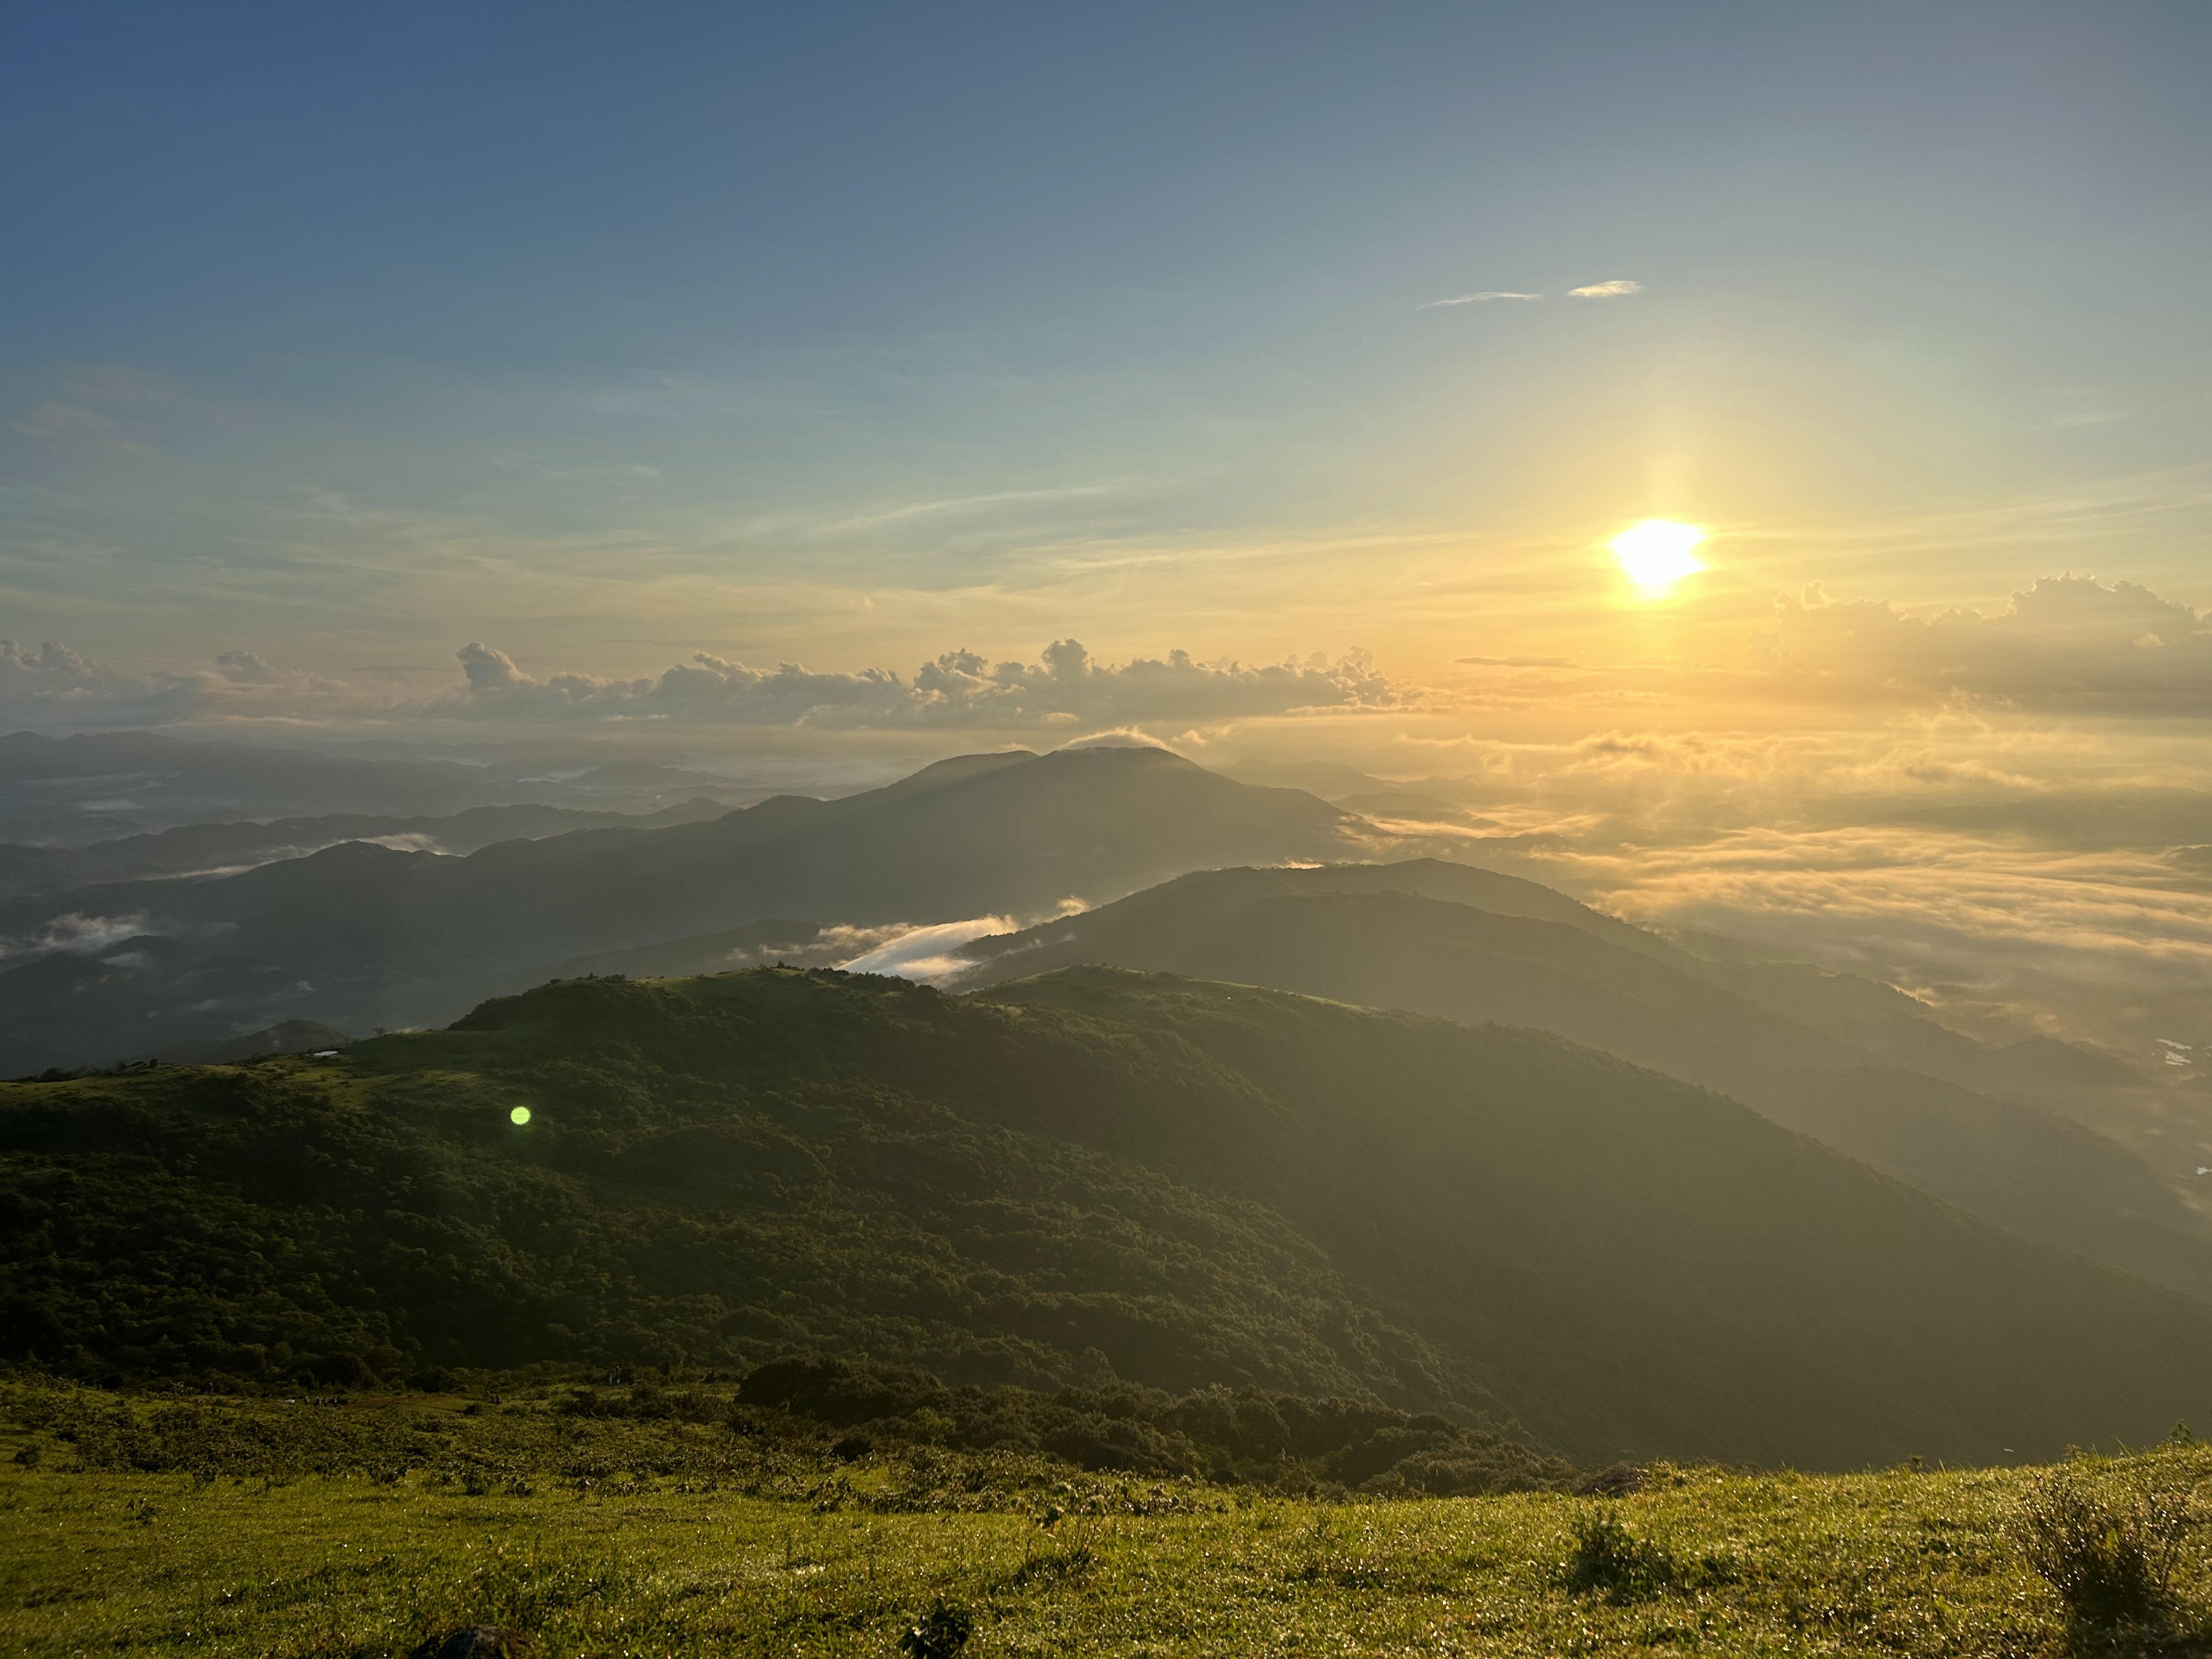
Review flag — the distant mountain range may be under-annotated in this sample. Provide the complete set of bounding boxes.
[0,729,748,843]
[0,746,1361,1072]
[0,798,729,900]
[6,965,2208,1468]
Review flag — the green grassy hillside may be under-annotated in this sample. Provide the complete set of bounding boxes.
[4,1381,2210,1659]
[7,966,2212,1468]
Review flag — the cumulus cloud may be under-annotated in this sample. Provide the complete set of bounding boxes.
[1567,280,1641,298]
[1422,291,1543,307]
[0,636,1412,734]
[0,639,354,730]
[1767,575,2212,713]
[441,638,1411,728]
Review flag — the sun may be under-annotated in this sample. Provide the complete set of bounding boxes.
[1611,520,1707,593]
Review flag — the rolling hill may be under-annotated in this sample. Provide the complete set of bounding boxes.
[952,862,2212,1297]
[0,746,1356,1074]
[0,797,729,901]
[5,964,2210,1468]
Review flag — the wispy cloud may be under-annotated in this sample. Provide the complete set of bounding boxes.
[821,482,1127,534]
[1457,654,1579,668]
[14,403,118,440]
[62,366,174,406]
[1567,280,1642,298]
[1421,291,1543,308]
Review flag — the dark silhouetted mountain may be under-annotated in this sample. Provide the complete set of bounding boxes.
[0,729,746,844]
[552,919,833,979]
[0,747,1357,1073]
[150,1019,356,1066]
[954,864,2212,1297]
[0,730,521,842]
[0,798,727,900]
[5,966,2210,1468]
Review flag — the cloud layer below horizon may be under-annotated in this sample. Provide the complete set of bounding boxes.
[8,587,2212,1063]
[8,573,2212,734]
[0,634,1411,733]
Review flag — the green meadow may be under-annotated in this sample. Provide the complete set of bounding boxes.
[4,1384,2207,1658]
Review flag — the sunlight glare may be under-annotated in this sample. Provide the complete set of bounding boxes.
[1611,521,1707,594]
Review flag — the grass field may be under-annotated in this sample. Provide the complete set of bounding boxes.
[8,1407,2203,1659]
[5,1385,2209,1657]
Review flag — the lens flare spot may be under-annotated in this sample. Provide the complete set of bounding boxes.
[509,1105,532,1126]
[1611,521,1707,593]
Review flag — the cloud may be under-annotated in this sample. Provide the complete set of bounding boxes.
[61,366,174,406]
[458,641,531,692]
[1559,824,2212,1054]
[441,639,1413,729]
[0,639,358,730]
[0,636,1415,734]
[1421,291,1543,307]
[0,911,156,967]
[1456,655,1579,668]
[13,402,118,439]
[1766,575,2212,713]
[1566,280,1642,298]
[1343,709,2212,1055]
[824,483,1122,533]
[1057,729,1178,751]
[837,916,1018,985]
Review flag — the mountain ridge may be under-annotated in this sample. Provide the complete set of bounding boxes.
[953,863,2212,1296]
[6,963,2210,1468]
[0,746,1359,1074]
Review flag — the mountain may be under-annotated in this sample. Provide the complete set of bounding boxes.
[0,729,758,845]
[151,1019,355,1066]
[5,965,2209,1468]
[552,918,835,979]
[953,862,2212,1297]
[0,798,729,900]
[0,747,1358,1074]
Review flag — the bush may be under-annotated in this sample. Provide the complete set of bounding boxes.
[899,1598,973,1658]
[1562,1506,1678,1602]
[2011,1463,2197,1632]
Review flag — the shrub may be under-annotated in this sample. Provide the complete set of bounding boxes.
[899,1597,973,1658]
[2010,1464,2196,1632]
[1562,1506,1678,1602]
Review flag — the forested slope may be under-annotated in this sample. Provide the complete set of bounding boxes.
[5,966,2209,1466]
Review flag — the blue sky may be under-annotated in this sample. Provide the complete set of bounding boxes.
[4,0,2211,705]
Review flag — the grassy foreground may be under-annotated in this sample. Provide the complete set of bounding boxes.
[5,1388,2211,1656]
